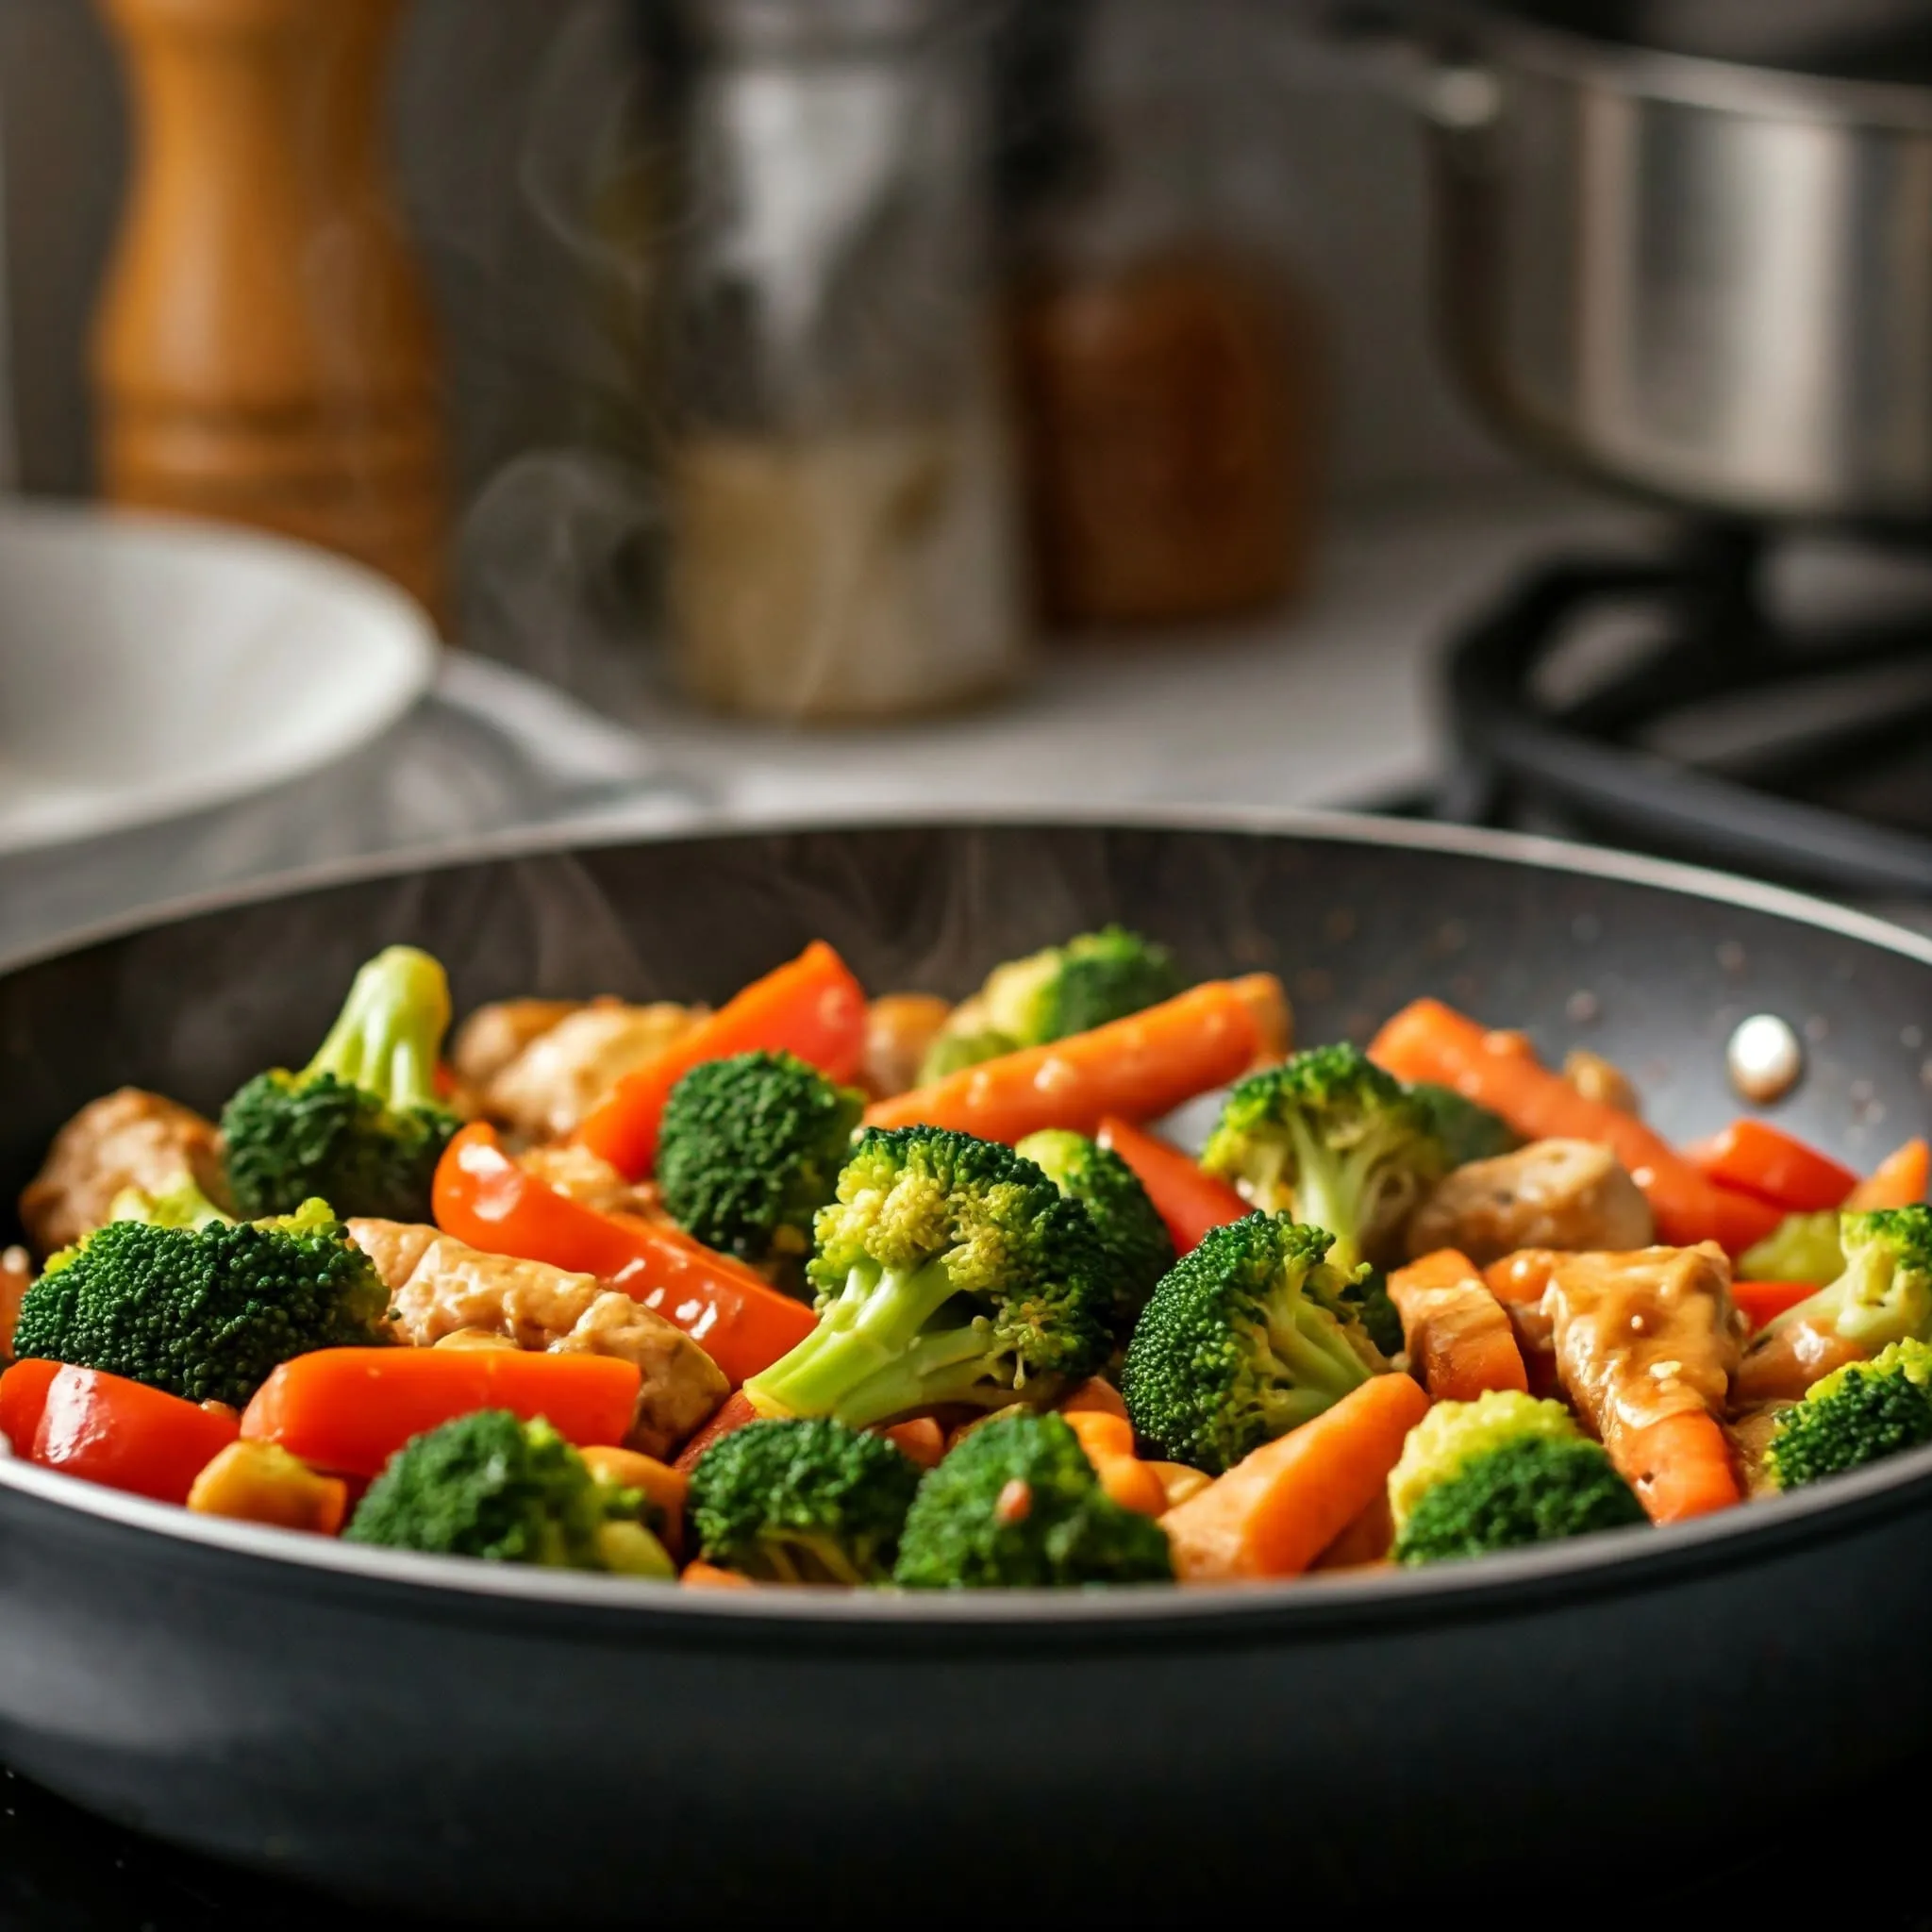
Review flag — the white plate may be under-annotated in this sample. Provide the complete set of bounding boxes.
[0,506,438,856]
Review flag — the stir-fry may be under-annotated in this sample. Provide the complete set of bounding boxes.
[2,929,1925,1591]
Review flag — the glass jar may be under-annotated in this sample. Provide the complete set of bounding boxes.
[1010,0,1320,630]
[663,0,1030,722]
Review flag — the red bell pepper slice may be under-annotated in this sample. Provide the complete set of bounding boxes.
[0,1357,60,1456]
[30,1365,240,1505]
[673,1389,760,1474]
[241,1347,641,1479]
[1731,1280,1819,1332]
[1684,1120,1858,1213]
[575,941,868,1178]
[1095,1115,1248,1255]
[433,1124,818,1388]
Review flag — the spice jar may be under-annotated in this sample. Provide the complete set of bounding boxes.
[1010,0,1318,630]
[664,0,1030,722]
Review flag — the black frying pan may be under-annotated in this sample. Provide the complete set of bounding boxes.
[0,812,1927,1923]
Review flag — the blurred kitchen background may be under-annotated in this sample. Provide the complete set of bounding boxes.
[7,0,1932,948]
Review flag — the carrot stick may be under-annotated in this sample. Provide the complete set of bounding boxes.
[1309,1490,1394,1571]
[1618,1410,1741,1524]
[1847,1138,1930,1210]
[575,941,868,1177]
[862,981,1261,1142]
[1161,1373,1430,1580]
[1388,1250,1529,1403]
[1059,1375,1131,1424]
[876,1417,945,1470]
[1063,1409,1167,1516]
[1370,999,1779,1254]
[1096,1115,1249,1254]
[673,1389,759,1474]
[1064,1409,1136,1461]
[680,1560,754,1590]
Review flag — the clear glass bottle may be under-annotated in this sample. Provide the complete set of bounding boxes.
[1010,0,1320,631]
[664,0,1030,722]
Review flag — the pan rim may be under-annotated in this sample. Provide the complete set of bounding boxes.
[4,802,1929,1633]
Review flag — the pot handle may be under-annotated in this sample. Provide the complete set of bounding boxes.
[1315,3,1502,129]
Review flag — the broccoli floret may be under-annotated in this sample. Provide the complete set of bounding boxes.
[892,1411,1173,1589]
[919,928,1184,1082]
[657,1052,864,1277]
[1347,1269,1406,1359]
[1200,1044,1447,1275]
[1760,1208,1932,1351]
[345,1410,672,1574]
[1765,1339,1932,1490]
[1119,1211,1383,1475]
[107,1172,233,1231]
[1389,1390,1646,1565]
[1408,1082,1520,1167]
[1015,1128,1174,1334]
[221,945,458,1223]
[686,1417,921,1584]
[742,1128,1108,1430]
[1740,1209,1845,1286]
[12,1198,392,1407]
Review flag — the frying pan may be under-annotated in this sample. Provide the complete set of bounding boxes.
[0,810,1928,1922]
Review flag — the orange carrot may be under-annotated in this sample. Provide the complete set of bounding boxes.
[1064,1409,1135,1461]
[1370,999,1779,1254]
[1059,1375,1130,1424]
[575,941,868,1176]
[1062,1409,1166,1516]
[877,1417,945,1470]
[1484,1250,1557,1304]
[1619,1410,1740,1524]
[1730,1279,1817,1332]
[674,1389,758,1474]
[1160,1374,1431,1580]
[862,981,1261,1142]
[1309,1490,1394,1571]
[1387,1250,1529,1403]
[1847,1138,1930,1210]
[680,1560,754,1590]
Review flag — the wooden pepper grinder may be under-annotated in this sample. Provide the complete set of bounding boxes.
[92,0,448,618]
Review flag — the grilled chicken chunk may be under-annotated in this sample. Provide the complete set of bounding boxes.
[449,999,584,1089]
[1540,1242,1743,1479]
[349,1219,727,1457]
[515,1144,661,1220]
[480,1000,701,1142]
[19,1088,227,1257]
[1406,1139,1654,1266]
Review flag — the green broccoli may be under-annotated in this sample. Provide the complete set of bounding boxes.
[345,1410,673,1574]
[892,1410,1174,1589]
[741,1127,1108,1430]
[1388,1390,1646,1566]
[1119,1211,1383,1475]
[1757,1207,1932,1352]
[11,1198,392,1407]
[656,1051,864,1279]
[1739,1208,1845,1286]
[107,1171,233,1230]
[221,944,459,1223]
[1015,1128,1174,1334]
[918,927,1184,1082]
[1765,1339,1932,1490]
[1408,1082,1520,1168]
[1200,1043,1448,1275]
[686,1417,921,1584]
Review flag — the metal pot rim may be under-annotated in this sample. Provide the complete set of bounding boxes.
[1410,0,1932,131]
[8,803,1932,1638]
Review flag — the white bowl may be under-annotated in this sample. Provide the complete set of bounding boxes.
[0,506,437,856]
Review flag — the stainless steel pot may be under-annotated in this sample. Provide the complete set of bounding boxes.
[1396,3,1932,525]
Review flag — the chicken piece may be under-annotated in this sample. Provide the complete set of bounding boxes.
[516,1143,663,1221]
[19,1088,227,1257]
[481,1000,702,1142]
[350,1218,727,1457]
[1541,1243,1744,1479]
[1562,1049,1641,1118]
[1728,1402,1796,1498]
[1406,1139,1654,1266]
[861,994,953,1100]
[450,999,585,1089]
